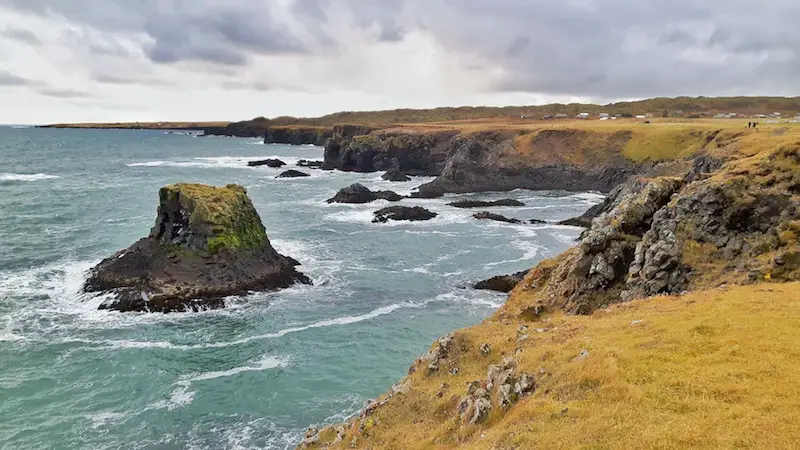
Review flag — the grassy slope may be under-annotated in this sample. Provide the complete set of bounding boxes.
[40,96,800,129]
[315,283,800,449]
[308,123,800,449]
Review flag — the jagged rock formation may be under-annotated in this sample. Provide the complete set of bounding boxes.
[326,183,404,204]
[449,199,525,209]
[457,357,536,424]
[83,183,310,312]
[473,212,522,224]
[248,158,286,168]
[372,206,437,223]
[323,125,457,175]
[381,169,411,182]
[415,130,639,197]
[277,170,311,178]
[474,270,530,293]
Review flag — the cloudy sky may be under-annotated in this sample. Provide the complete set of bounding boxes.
[0,0,798,124]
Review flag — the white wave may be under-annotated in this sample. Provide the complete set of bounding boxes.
[0,172,60,181]
[434,291,504,309]
[181,355,288,383]
[149,383,196,411]
[571,191,606,202]
[126,155,306,169]
[87,411,129,429]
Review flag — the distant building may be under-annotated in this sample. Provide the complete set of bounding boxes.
[554,113,568,119]
[714,113,727,119]
[577,112,590,119]
[635,115,646,119]
[599,113,609,119]
[645,113,654,118]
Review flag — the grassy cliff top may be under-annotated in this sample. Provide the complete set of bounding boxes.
[311,283,800,449]
[158,183,268,253]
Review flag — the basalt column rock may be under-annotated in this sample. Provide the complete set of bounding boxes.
[84,183,311,312]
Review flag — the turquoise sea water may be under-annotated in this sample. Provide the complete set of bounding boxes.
[0,126,601,449]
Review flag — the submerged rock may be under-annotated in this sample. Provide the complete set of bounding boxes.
[474,270,530,293]
[83,183,311,312]
[327,183,404,204]
[382,169,412,182]
[297,159,324,169]
[373,206,437,223]
[449,199,525,209]
[473,212,522,224]
[276,170,311,178]
[247,158,285,168]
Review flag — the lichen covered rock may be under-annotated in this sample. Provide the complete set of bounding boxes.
[84,183,310,312]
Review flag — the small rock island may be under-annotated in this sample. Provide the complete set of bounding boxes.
[84,183,311,312]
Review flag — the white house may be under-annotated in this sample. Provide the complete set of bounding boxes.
[635,115,646,119]
[599,113,610,119]
[577,112,590,119]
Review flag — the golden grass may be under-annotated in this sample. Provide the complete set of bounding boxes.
[317,283,800,449]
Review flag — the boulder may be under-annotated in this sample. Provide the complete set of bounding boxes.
[474,270,530,293]
[326,183,404,204]
[83,183,311,312]
[248,158,286,168]
[373,206,437,223]
[298,159,324,169]
[382,169,411,182]
[276,170,311,178]
[449,199,525,209]
[473,212,522,224]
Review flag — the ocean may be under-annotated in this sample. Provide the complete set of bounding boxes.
[0,126,600,449]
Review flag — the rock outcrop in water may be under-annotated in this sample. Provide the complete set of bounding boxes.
[326,183,404,204]
[277,170,311,178]
[450,199,525,209]
[382,169,411,182]
[372,206,437,223]
[474,270,530,293]
[472,212,522,224]
[84,183,310,312]
[248,158,286,168]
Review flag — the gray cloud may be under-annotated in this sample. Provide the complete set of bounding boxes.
[1,26,41,45]
[1,0,798,100]
[37,87,94,98]
[0,70,37,86]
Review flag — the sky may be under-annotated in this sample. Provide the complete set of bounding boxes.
[0,0,798,124]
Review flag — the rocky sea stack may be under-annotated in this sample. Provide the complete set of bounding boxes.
[84,183,310,312]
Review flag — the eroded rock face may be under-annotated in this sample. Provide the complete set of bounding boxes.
[372,206,438,223]
[326,183,404,204]
[83,183,311,312]
[323,126,457,175]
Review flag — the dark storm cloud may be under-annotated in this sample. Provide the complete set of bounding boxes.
[1,26,41,45]
[2,0,798,98]
[2,0,308,65]
[0,70,37,86]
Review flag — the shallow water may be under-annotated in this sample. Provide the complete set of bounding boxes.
[0,127,601,449]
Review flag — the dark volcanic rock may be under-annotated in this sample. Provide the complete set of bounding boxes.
[414,130,639,198]
[474,270,530,293]
[473,212,522,224]
[83,183,311,313]
[382,169,412,182]
[373,206,437,223]
[450,199,525,209]
[277,170,311,178]
[265,127,332,146]
[298,159,324,169]
[248,158,286,168]
[530,219,547,224]
[323,125,458,175]
[326,183,404,204]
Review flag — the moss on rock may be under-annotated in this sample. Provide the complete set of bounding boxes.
[152,183,268,254]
